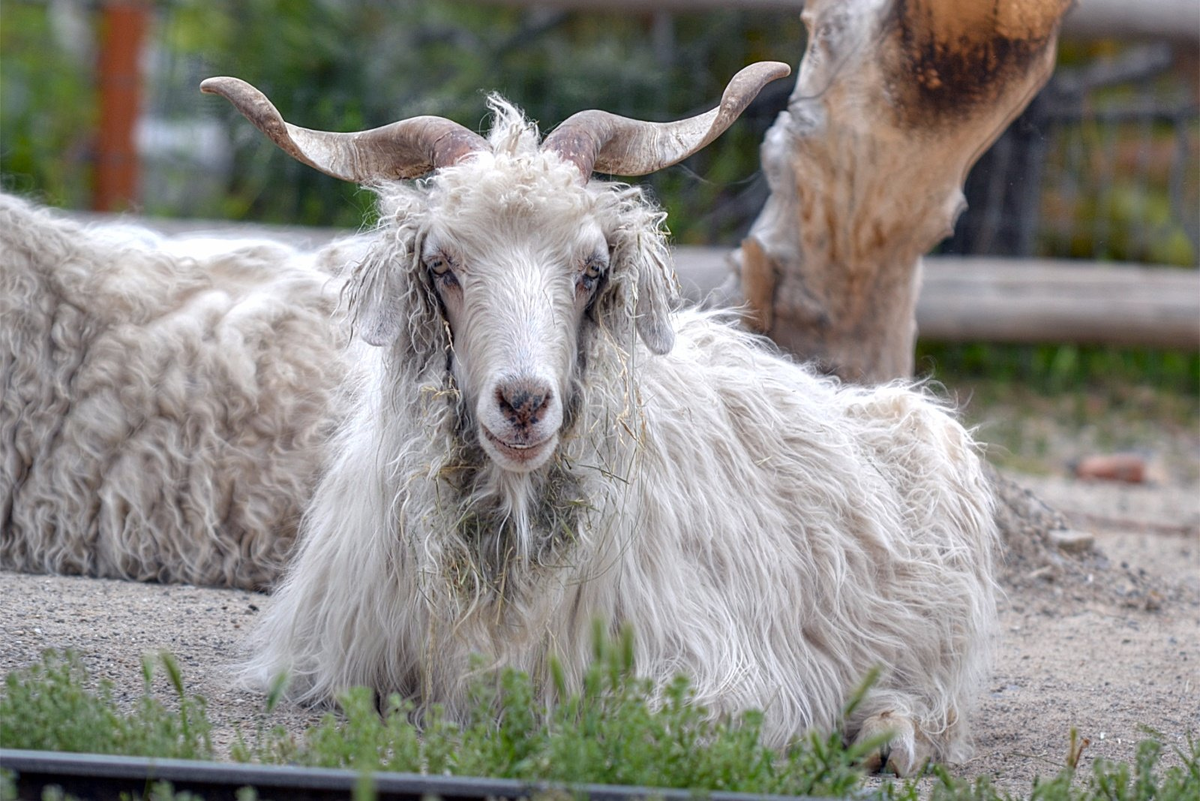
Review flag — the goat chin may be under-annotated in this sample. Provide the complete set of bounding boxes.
[480,427,559,473]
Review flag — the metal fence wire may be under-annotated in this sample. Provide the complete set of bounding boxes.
[941,42,1199,266]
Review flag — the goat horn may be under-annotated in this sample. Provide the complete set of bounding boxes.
[200,77,490,182]
[542,61,791,178]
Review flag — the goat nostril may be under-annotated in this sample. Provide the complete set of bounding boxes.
[496,380,553,426]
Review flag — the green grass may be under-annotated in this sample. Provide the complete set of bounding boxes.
[0,651,211,761]
[915,343,1200,478]
[894,736,1200,801]
[916,344,1199,401]
[2,639,1198,801]
[238,627,873,794]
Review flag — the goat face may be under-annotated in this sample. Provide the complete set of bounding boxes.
[424,190,609,471]
[201,67,790,473]
[411,152,673,473]
[350,147,678,476]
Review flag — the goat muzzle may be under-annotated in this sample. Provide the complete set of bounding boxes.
[479,374,562,472]
[495,377,554,432]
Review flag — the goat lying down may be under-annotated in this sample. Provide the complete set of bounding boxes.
[0,62,998,774]
[0,197,353,589]
[199,62,998,774]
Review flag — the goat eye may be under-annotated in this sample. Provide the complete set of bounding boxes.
[425,254,458,287]
[578,256,606,293]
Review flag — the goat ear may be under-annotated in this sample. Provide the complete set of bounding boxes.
[349,230,445,365]
[635,263,675,354]
[358,273,406,348]
[618,231,677,355]
[352,243,408,347]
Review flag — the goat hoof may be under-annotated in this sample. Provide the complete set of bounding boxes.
[855,711,932,778]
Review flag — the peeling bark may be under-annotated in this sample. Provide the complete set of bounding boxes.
[736,0,1080,566]
[737,0,1070,383]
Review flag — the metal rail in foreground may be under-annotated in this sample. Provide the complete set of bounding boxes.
[0,749,832,801]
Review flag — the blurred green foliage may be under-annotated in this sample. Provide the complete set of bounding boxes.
[1,1,800,236]
[1038,40,1199,267]
[2,1,1196,263]
[1043,178,1198,266]
[0,4,96,208]
[917,343,1200,398]
[917,343,1200,481]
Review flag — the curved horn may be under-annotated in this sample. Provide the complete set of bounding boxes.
[200,77,490,182]
[542,61,791,179]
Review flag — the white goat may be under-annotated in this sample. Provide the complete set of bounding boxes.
[196,63,999,775]
[0,196,352,589]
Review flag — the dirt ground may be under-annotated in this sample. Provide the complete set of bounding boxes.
[2,461,1197,795]
[971,476,1199,790]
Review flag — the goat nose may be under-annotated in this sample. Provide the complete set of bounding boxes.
[495,377,553,428]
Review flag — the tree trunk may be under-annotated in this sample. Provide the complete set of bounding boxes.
[737,0,1071,383]
[734,0,1084,571]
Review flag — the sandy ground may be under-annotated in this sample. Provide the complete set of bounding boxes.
[972,492,1199,789]
[2,469,1198,795]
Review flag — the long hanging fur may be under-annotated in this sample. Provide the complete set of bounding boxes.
[0,194,351,589]
[241,98,999,764]
[0,97,997,765]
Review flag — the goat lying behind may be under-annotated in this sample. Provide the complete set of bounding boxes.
[0,195,351,589]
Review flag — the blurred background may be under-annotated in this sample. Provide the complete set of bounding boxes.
[4,0,1197,257]
[2,0,1198,477]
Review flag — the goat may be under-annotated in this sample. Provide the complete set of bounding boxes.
[198,62,999,775]
[0,197,353,589]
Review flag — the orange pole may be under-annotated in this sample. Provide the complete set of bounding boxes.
[94,1,149,211]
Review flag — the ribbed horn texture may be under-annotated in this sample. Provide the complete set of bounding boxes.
[200,77,490,182]
[541,61,792,179]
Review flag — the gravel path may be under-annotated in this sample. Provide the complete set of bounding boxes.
[2,470,1197,795]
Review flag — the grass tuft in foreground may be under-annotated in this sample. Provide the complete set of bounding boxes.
[2,637,1198,800]
[878,732,1200,801]
[0,650,212,761]
[237,623,873,797]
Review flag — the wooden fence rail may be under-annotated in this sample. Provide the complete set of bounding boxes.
[65,213,1200,350]
[912,257,1200,349]
[670,247,1199,350]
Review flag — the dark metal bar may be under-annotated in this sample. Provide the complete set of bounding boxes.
[0,749,830,801]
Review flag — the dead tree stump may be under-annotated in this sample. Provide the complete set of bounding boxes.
[738,0,1070,383]
[735,0,1080,572]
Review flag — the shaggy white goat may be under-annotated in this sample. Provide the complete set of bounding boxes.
[0,195,351,589]
[195,63,999,775]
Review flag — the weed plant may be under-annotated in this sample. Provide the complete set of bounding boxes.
[237,624,873,797]
[1,639,1197,800]
[0,651,211,760]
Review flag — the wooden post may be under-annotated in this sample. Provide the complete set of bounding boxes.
[736,0,1073,383]
[94,1,150,212]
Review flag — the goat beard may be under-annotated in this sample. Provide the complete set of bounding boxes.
[434,355,590,606]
